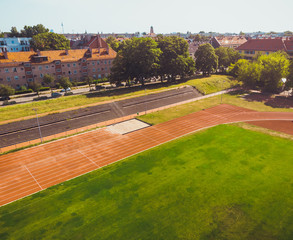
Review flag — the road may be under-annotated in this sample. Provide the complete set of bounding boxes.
[0,86,202,148]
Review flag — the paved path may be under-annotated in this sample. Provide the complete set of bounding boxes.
[1,104,293,207]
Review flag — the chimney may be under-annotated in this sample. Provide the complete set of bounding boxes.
[3,49,8,59]
[37,49,41,56]
[65,49,69,55]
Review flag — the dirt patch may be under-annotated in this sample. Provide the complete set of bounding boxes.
[242,92,293,109]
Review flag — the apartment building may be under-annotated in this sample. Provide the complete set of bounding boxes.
[0,43,116,89]
[0,38,31,53]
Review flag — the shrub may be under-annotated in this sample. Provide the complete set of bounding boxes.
[64,92,73,96]
[39,87,50,92]
[15,89,34,94]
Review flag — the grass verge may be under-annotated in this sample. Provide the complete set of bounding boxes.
[0,125,292,239]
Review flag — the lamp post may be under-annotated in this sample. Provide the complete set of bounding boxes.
[221,80,225,103]
[33,108,43,143]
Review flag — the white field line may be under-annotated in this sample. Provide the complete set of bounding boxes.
[78,150,100,168]
[23,165,43,190]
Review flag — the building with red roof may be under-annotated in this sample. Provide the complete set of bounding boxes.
[0,38,116,89]
[236,38,293,59]
[211,36,247,49]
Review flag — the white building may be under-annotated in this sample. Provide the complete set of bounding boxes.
[0,38,31,53]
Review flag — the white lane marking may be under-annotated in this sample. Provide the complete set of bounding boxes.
[24,165,43,190]
[78,150,100,168]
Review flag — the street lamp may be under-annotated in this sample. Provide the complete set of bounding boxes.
[221,80,226,103]
[33,108,43,143]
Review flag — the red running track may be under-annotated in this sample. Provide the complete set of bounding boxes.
[0,104,293,207]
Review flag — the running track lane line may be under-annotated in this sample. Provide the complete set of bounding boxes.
[23,165,43,190]
[77,150,101,168]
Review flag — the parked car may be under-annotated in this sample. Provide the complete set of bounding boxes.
[51,92,62,98]
[60,87,71,92]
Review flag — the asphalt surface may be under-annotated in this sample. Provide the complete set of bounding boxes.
[0,86,202,148]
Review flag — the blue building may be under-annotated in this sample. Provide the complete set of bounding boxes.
[0,37,31,53]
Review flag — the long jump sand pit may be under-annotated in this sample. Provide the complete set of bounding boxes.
[107,119,150,135]
[0,104,293,207]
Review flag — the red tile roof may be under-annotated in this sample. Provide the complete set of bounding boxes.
[236,39,287,52]
[0,48,116,66]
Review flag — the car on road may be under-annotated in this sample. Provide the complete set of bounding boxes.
[60,88,71,92]
[51,92,62,98]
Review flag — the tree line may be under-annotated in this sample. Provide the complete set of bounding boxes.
[3,24,70,51]
[108,36,241,86]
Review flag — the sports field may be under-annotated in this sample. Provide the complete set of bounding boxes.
[0,125,292,239]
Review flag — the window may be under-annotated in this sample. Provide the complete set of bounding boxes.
[82,66,87,69]
[92,62,95,65]
[266,52,269,55]
[108,60,111,64]
[98,74,101,79]
[22,76,25,79]
[105,67,107,71]
[28,78,33,82]
[105,73,108,77]
[46,65,49,69]
[40,74,43,78]
[7,77,11,81]
[21,68,24,70]
[68,71,71,75]
[239,51,242,54]
[11,41,14,44]
[104,61,107,65]
[83,72,87,76]
[74,70,77,74]
[82,59,86,63]
[26,71,32,75]
[56,69,61,72]
[92,69,95,72]
[14,76,19,80]
[4,68,9,73]
[55,61,61,65]
[13,68,17,72]
[97,61,100,65]
[67,64,70,67]
[97,68,100,71]
[73,63,76,67]
[93,75,96,78]
[58,75,62,79]
[24,63,31,67]
[39,66,42,70]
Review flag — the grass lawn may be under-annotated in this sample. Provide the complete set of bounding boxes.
[0,125,292,240]
[138,90,293,125]
[0,75,235,123]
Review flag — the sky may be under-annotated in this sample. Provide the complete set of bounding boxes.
[1,0,292,34]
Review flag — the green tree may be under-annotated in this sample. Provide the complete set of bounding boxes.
[30,32,70,51]
[21,24,49,37]
[0,31,4,38]
[237,61,262,88]
[194,43,218,76]
[84,76,94,90]
[215,47,241,72]
[110,37,161,86]
[257,52,290,92]
[42,74,55,94]
[157,36,195,81]
[0,84,15,100]
[8,27,20,37]
[58,77,72,92]
[29,82,42,97]
[285,60,293,91]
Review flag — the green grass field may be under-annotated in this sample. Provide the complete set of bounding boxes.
[0,125,292,240]
[0,75,235,123]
